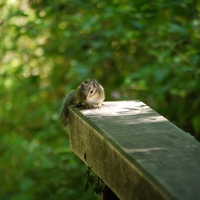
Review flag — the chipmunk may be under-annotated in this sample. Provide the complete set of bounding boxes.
[59,79,105,127]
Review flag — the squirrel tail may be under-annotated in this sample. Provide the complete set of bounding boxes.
[59,90,76,127]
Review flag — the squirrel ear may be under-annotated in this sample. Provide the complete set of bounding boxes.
[82,79,90,85]
[92,79,99,88]
[94,83,98,88]
[81,81,87,86]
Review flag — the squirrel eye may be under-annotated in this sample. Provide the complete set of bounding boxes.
[90,89,94,94]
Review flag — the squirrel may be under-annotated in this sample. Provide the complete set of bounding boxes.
[59,79,105,127]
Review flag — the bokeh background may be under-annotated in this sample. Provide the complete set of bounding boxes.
[1,0,200,199]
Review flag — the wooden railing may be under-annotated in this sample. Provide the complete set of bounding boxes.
[68,101,200,200]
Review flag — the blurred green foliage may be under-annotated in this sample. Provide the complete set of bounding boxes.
[0,0,200,199]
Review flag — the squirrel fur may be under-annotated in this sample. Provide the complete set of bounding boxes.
[59,79,105,127]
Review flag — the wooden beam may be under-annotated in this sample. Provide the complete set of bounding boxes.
[68,101,200,200]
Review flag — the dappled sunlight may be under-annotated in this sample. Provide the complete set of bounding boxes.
[124,147,165,154]
[82,101,167,125]
[1,0,52,92]
[83,101,146,116]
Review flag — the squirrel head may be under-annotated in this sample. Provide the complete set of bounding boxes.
[81,79,99,100]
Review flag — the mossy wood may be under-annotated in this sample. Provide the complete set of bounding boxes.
[68,101,200,200]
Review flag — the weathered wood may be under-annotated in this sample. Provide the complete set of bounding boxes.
[68,101,200,200]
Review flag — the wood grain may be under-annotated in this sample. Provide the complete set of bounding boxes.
[68,101,200,200]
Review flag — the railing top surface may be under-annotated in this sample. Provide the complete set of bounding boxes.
[69,101,200,200]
